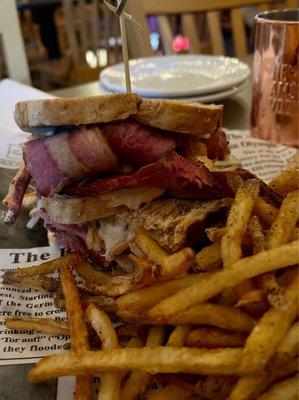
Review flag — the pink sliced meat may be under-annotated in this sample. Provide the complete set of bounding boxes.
[64,154,220,199]
[23,126,118,196]
[4,165,31,225]
[103,120,177,166]
[202,130,230,160]
[39,210,87,240]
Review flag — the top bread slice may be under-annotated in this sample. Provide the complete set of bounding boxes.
[14,94,140,129]
[14,94,223,137]
[136,98,223,136]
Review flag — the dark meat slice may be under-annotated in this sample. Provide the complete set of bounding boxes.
[103,120,177,166]
[64,154,220,199]
[23,126,118,196]
[39,210,87,240]
[202,130,230,160]
[4,164,31,224]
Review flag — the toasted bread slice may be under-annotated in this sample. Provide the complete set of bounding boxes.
[14,94,140,129]
[136,98,223,136]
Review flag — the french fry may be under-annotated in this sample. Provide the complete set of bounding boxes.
[221,180,260,268]
[235,289,269,317]
[268,321,299,370]
[147,384,193,400]
[205,226,226,242]
[221,180,260,299]
[196,376,237,400]
[269,169,299,197]
[60,264,92,400]
[74,259,138,296]
[134,228,194,278]
[256,376,298,400]
[121,326,165,400]
[85,303,120,400]
[147,241,299,321]
[158,303,255,333]
[28,347,243,383]
[186,327,246,348]
[5,317,69,335]
[116,272,210,318]
[253,197,279,227]
[194,241,222,271]
[266,190,299,249]
[4,253,79,278]
[228,358,299,400]
[167,325,191,347]
[3,272,59,293]
[239,276,299,374]
[249,216,283,309]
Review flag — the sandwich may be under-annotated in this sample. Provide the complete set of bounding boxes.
[4,94,235,266]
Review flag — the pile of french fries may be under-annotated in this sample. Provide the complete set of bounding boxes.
[3,168,299,400]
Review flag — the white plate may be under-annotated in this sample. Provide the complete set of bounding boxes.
[100,55,250,98]
[180,81,247,103]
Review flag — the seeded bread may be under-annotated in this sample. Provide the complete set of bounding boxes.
[14,94,140,129]
[136,98,223,136]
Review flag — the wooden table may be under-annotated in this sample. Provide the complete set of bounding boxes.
[53,79,252,131]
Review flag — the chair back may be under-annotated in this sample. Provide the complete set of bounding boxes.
[0,0,31,84]
[126,0,297,58]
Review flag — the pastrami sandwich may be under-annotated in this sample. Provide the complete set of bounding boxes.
[4,94,234,265]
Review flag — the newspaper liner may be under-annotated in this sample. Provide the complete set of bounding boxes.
[0,132,297,398]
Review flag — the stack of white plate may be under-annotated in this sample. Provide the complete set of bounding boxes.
[99,55,251,103]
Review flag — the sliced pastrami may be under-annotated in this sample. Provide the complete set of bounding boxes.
[103,120,177,166]
[64,154,220,199]
[202,130,230,160]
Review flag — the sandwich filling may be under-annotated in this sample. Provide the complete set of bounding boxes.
[5,96,234,265]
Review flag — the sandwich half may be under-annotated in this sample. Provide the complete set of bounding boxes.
[4,94,233,266]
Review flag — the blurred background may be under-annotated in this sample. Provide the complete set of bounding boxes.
[0,0,297,91]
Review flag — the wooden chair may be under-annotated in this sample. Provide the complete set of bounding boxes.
[38,0,120,88]
[126,0,298,59]
[0,0,31,84]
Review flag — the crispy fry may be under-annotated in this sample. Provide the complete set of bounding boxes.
[228,358,299,400]
[28,347,243,383]
[5,317,69,335]
[121,326,165,400]
[269,169,299,197]
[152,303,255,334]
[116,273,210,318]
[4,253,79,278]
[249,216,267,255]
[240,276,299,374]
[249,216,283,309]
[147,384,193,400]
[186,327,245,348]
[60,264,92,400]
[3,272,59,292]
[196,376,237,400]
[134,228,194,278]
[253,197,279,226]
[74,259,139,296]
[135,228,169,265]
[85,303,120,400]
[205,226,226,242]
[235,289,269,317]
[147,241,299,321]
[167,325,191,347]
[266,190,299,249]
[194,241,222,271]
[256,376,299,400]
[221,180,260,268]
[268,321,299,370]
[221,180,259,299]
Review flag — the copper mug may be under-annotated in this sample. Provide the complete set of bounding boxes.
[251,9,299,147]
